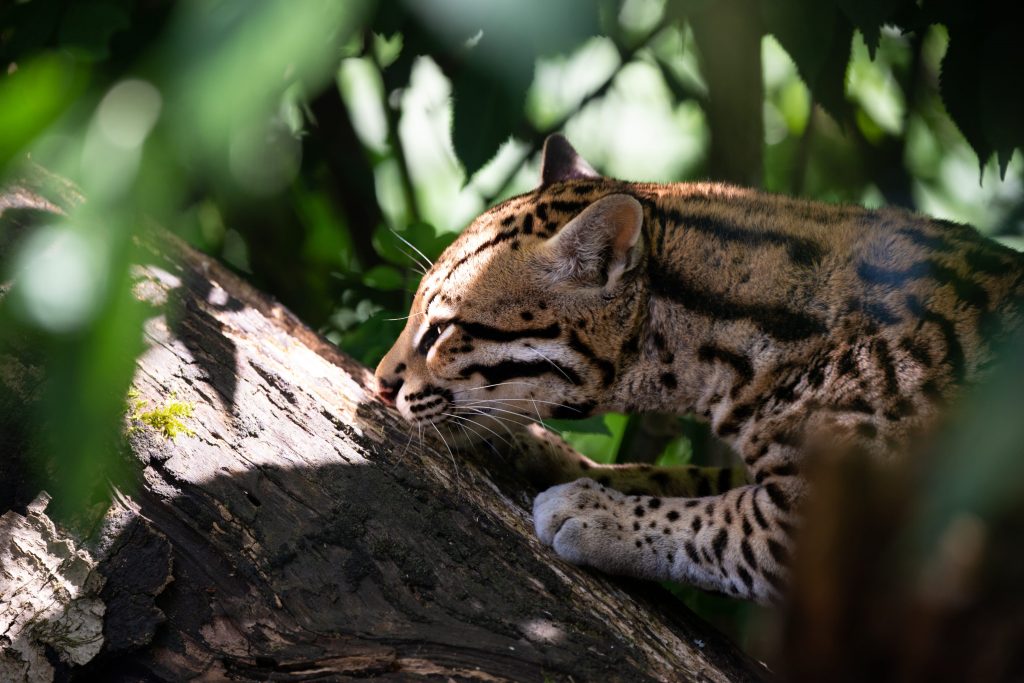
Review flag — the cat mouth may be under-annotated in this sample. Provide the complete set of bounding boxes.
[402,385,455,426]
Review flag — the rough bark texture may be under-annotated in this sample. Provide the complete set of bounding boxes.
[0,176,770,682]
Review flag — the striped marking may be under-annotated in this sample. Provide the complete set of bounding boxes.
[649,260,827,342]
[459,359,581,386]
[645,203,826,267]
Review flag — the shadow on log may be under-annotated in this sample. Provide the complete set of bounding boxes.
[0,175,769,681]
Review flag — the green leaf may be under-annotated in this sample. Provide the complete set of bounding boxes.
[363,264,404,291]
[0,53,86,169]
[928,1,1024,177]
[834,0,914,57]
[759,0,855,123]
[551,413,629,464]
[372,32,404,68]
[656,435,693,467]
[545,415,611,435]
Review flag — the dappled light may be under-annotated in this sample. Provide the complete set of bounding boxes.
[1,0,1023,678]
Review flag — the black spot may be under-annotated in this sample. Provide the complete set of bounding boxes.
[711,529,729,563]
[763,483,790,512]
[884,398,916,420]
[522,213,534,235]
[691,517,702,533]
[836,348,859,376]
[635,540,642,548]
[648,498,662,509]
[752,496,769,529]
[737,565,754,590]
[634,506,645,517]
[501,214,516,226]
[831,397,875,414]
[660,372,677,389]
[685,541,700,563]
[741,539,758,570]
[394,363,406,374]
[697,344,754,388]
[873,338,899,395]
[548,199,590,214]
[901,337,933,367]
[633,521,640,531]
[856,422,878,438]
[666,510,680,522]
[568,330,616,387]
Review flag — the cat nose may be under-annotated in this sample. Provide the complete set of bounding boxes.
[376,376,404,406]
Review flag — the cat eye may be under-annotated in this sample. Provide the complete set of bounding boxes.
[417,323,445,355]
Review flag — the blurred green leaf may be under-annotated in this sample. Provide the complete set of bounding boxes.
[372,32,404,68]
[0,54,86,169]
[363,264,404,291]
[545,415,611,436]
[656,435,694,467]
[554,413,630,464]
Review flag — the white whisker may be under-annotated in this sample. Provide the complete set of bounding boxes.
[444,412,512,448]
[429,421,460,483]
[459,381,540,392]
[458,397,577,411]
[395,245,429,276]
[522,345,574,384]
[390,229,434,273]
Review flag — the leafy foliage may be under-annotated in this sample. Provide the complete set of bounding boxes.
[1,0,1022,654]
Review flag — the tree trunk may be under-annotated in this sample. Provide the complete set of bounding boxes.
[0,176,769,682]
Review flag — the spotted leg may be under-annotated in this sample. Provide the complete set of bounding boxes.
[533,477,798,603]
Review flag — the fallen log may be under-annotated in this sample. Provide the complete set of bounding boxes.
[0,176,768,682]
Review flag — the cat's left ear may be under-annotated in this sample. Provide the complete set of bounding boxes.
[540,193,644,292]
[540,134,600,185]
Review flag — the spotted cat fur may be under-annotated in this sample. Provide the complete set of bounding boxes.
[374,134,1024,603]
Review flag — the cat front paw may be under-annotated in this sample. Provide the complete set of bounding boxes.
[533,478,633,569]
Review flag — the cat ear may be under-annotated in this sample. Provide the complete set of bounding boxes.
[540,134,600,185]
[541,194,644,291]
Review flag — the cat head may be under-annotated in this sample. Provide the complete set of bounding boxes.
[374,135,647,437]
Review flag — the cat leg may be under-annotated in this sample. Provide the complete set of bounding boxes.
[533,478,799,603]
[510,423,746,496]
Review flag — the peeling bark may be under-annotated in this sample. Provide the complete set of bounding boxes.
[0,175,769,682]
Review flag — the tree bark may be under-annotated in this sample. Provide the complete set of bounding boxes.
[0,176,769,682]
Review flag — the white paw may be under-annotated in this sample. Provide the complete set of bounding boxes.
[533,478,628,567]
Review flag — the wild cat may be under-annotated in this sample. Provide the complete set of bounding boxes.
[374,134,1024,602]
